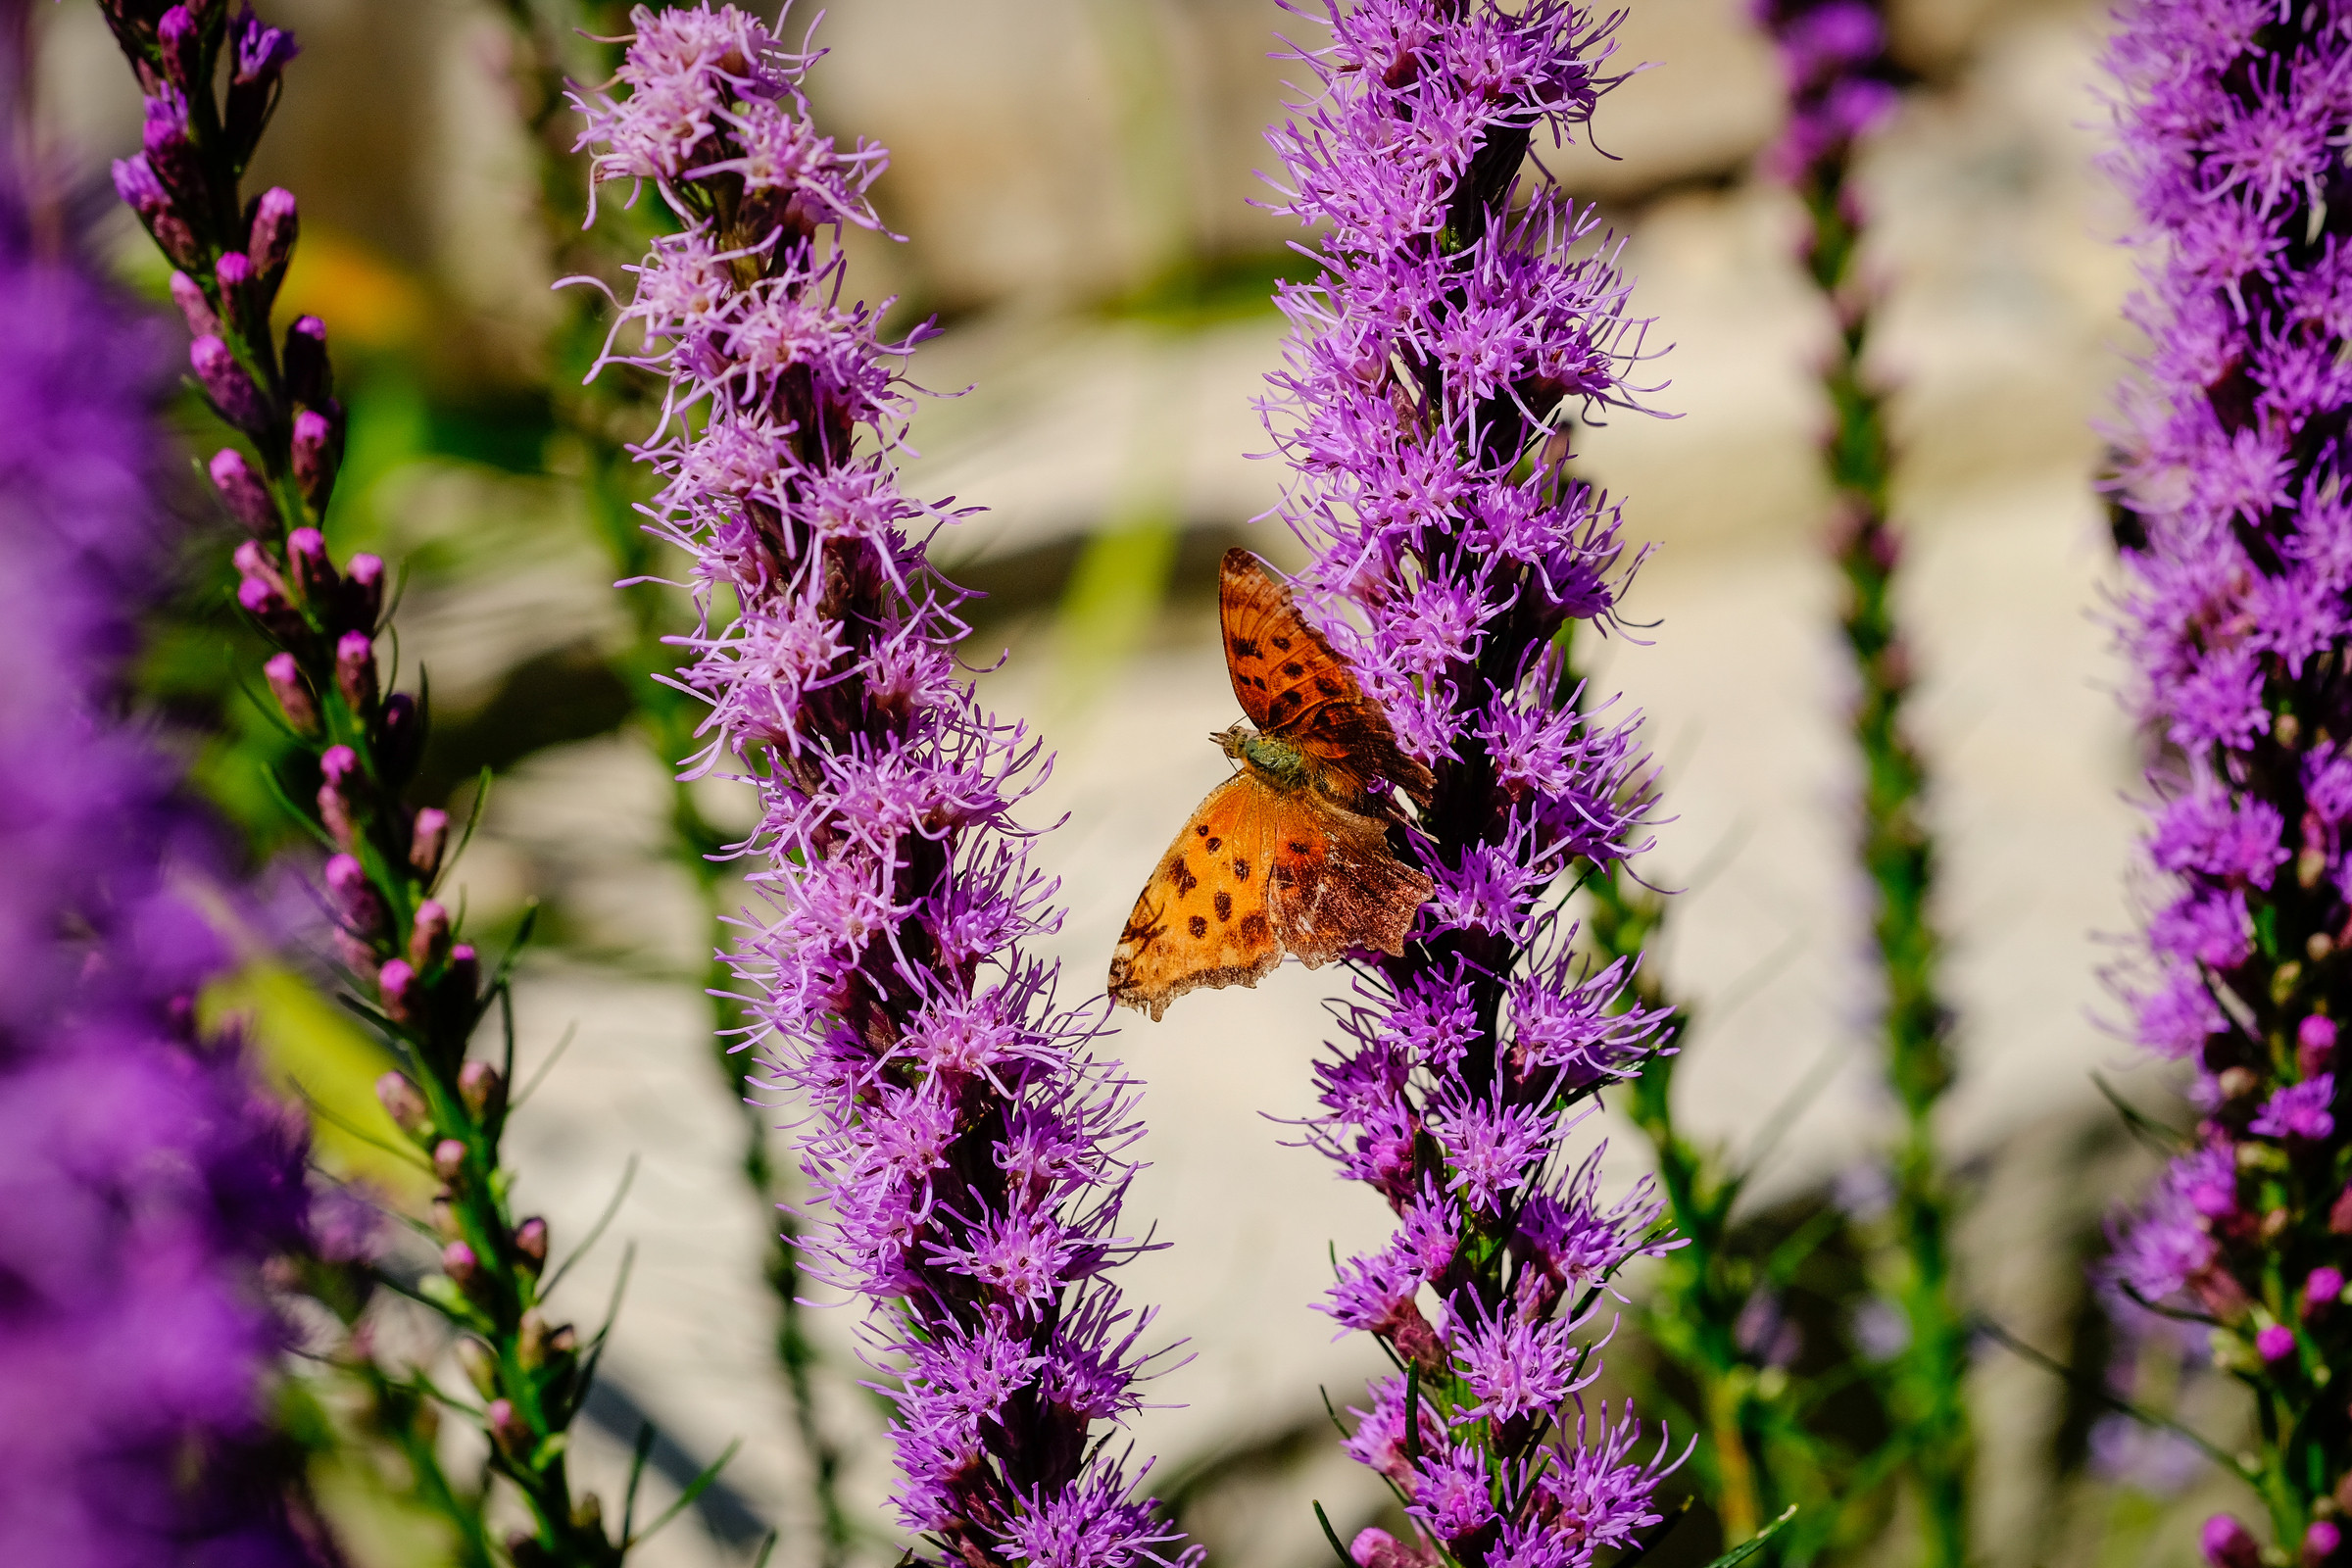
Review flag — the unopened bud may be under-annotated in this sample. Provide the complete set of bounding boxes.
[2257,1321,2297,1362]
[155,6,201,88]
[331,928,379,984]
[264,653,317,734]
[433,1138,467,1185]
[547,1323,577,1358]
[514,1216,548,1274]
[2278,712,2305,749]
[441,1239,478,1287]
[335,630,378,715]
[456,1337,499,1399]
[285,526,337,604]
[485,1397,529,1456]
[409,808,449,879]
[458,1059,503,1122]
[208,448,279,535]
[190,335,269,432]
[283,316,330,409]
[2217,1066,2259,1103]
[374,1072,430,1139]
[324,853,384,938]
[2332,1183,2352,1235]
[2307,1521,2340,1568]
[316,745,358,847]
[2303,1015,2338,1075]
[571,1494,604,1535]
[378,957,421,1027]
[213,251,254,331]
[377,693,422,787]
[2302,845,2330,888]
[447,943,479,1003]
[341,554,384,633]
[169,270,218,339]
[249,187,298,280]
[410,901,452,971]
[2306,1267,2345,1318]
[2204,1514,2262,1568]
[292,406,342,514]
[517,1306,550,1369]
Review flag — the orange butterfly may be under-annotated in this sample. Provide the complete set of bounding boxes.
[1107,549,1436,1022]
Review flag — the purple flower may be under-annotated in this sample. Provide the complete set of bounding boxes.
[2102,0,2352,1531]
[2251,1075,2335,1142]
[574,8,1185,1562]
[1259,1,1679,1557]
[0,187,313,1564]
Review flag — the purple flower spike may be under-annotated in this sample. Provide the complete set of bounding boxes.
[1258,1,1680,1557]
[573,8,1187,1562]
[0,172,314,1564]
[2100,0,2352,1531]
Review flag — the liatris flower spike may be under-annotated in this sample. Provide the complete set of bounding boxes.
[573,7,1189,1564]
[98,6,617,1562]
[1753,0,1975,1560]
[2103,0,2352,1543]
[0,180,315,1563]
[1259,1,1693,1561]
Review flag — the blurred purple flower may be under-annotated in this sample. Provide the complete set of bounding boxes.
[1751,0,1901,183]
[574,8,1186,1563]
[0,185,313,1565]
[1259,2,1680,1559]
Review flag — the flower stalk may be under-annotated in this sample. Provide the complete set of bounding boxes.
[1259,4,1691,1562]
[573,7,1189,1561]
[99,5,619,1562]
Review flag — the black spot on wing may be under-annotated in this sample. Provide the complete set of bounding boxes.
[1233,858,1250,880]
[1283,662,1304,677]
[1233,637,1259,658]
[1188,914,1207,938]
[1206,836,1222,852]
[1240,911,1272,944]
[1214,891,1233,921]
[1173,858,1198,896]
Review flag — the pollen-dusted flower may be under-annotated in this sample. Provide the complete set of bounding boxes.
[574,7,1187,1562]
[2100,0,2352,1538]
[1259,1,1680,1560]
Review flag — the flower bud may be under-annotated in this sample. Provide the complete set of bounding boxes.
[571,1494,604,1536]
[155,6,201,88]
[410,901,452,971]
[190,335,269,432]
[433,1139,468,1185]
[264,652,317,734]
[319,744,360,788]
[514,1216,548,1274]
[208,448,279,536]
[335,630,378,715]
[283,316,331,409]
[2217,1065,2259,1103]
[441,1240,480,1293]
[409,807,449,879]
[248,187,298,281]
[292,406,341,514]
[2307,1266,2345,1318]
[169,270,218,339]
[285,526,337,604]
[324,853,385,938]
[317,777,355,851]
[2204,1515,2262,1568]
[377,693,422,787]
[485,1398,529,1457]
[374,1072,430,1139]
[459,1059,504,1123]
[377,957,421,1027]
[110,153,168,221]
[2335,1183,2352,1235]
[214,251,254,331]
[456,1337,499,1400]
[2302,1014,2337,1076]
[2257,1321,2297,1363]
[2307,1521,2340,1568]
[140,92,200,199]
[341,553,384,633]
[447,943,479,1003]
[517,1307,551,1369]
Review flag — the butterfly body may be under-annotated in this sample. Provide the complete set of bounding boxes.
[1108,552,1436,1022]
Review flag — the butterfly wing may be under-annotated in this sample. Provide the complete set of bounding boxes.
[1107,774,1282,1022]
[1219,550,1435,812]
[1264,801,1433,967]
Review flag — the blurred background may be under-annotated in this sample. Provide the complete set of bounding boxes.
[29,0,2223,1563]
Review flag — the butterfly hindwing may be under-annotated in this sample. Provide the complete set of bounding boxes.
[1107,774,1281,1022]
[1264,800,1432,968]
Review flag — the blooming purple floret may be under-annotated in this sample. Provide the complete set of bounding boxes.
[0,202,311,1565]
[1259,2,1678,1560]
[2100,0,2352,1528]
[574,8,1184,1563]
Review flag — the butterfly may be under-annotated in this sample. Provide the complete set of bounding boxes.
[1107,549,1436,1022]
